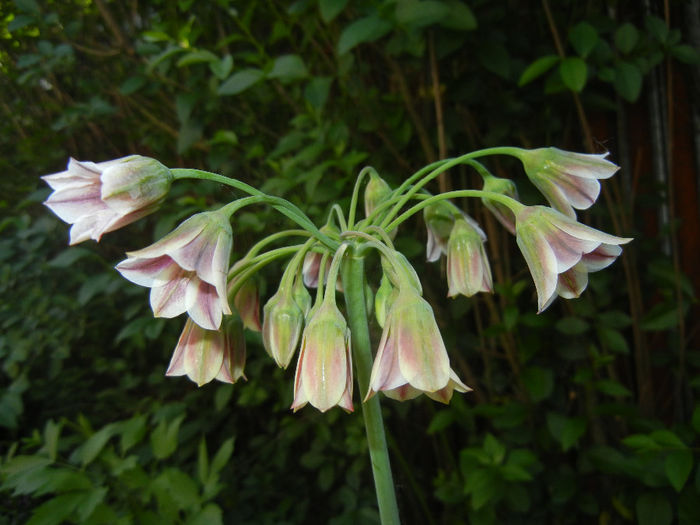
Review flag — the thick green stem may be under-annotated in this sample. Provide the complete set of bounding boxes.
[341,254,400,525]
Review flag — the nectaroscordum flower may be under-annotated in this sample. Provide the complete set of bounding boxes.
[366,285,470,402]
[446,216,493,297]
[364,172,393,218]
[519,147,619,218]
[115,210,233,330]
[42,155,172,245]
[262,283,306,369]
[291,300,353,412]
[166,316,246,386]
[515,205,632,312]
[233,278,262,332]
[423,200,456,262]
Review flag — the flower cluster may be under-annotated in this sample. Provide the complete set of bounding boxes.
[41,145,631,413]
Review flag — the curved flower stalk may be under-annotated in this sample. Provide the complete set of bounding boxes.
[42,155,172,244]
[292,246,353,412]
[366,278,470,402]
[519,147,619,218]
[515,206,632,312]
[480,173,519,234]
[446,216,493,297]
[166,316,246,386]
[116,210,233,330]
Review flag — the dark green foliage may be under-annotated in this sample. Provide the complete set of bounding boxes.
[1,1,698,524]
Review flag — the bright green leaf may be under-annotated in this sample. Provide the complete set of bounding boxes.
[26,492,84,525]
[209,55,233,80]
[518,55,560,86]
[151,415,185,460]
[176,49,219,67]
[210,437,234,475]
[559,57,587,92]
[78,424,116,467]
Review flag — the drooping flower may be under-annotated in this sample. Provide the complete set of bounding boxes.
[166,316,246,386]
[42,155,172,245]
[364,172,394,218]
[520,147,619,218]
[233,278,262,332]
[291,301,353,412]
[302,250,343,291]
[481,173,519,234]
[262,284,306,369]
[446,216,493,297]
[423,200,456,262]
[514,205,632,312]
[115,210,233,330]
[366,286,470,401]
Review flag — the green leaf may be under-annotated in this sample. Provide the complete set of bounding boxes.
[337,16,392,55]
[518,55,560,86]
[210,437,234,474]
[614,62,642,103]
[645,16,669,43]
[636,492,672,525]
[187,504,223,525]
[209,55,233,80]
[48,247,94,268]
[26,493,84,525]
[595,379,632,397]
[622,434,660,451]
[483,434,506,464]
[559,57,587,92]
[151,415,185,460]
[671,44,700,65]
[427,410,455,434]
[396,1,449,28]
[665,449,693,492]
[267,54,308,82]
[78,424,116,467]
[522,366,554,402]
[119,415,147,455]
[43,420,61,461]
[547,413,587,451]
[597,327,629,354]
[176,49,219,67]
[197,438,209,484]
[218,69,264,96]
[555,316,589,335]
[568,22,598,58]
[319,0,348,23]
[76,487,108,522]
[440,0,476,31]
[304,76,332,113]
[615,23,639,54]
[650,429,686,449]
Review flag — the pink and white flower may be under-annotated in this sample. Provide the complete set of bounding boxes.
[366,287,470,401]
[291,302,353,413]
[520,147,619,218]
[166,317,246,386]
[116,210,233,330]
[515,205,632,312]
[42,155,172,245]
[446,217,493,297]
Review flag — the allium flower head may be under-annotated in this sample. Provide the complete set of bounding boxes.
[262,284,306,369]
[116,210,233,330]
[233,278,262,332]
[366,286,470,401]
[42,155,172,245]
[520,147,619,218]
[166,316,246,386]
[446,217,493,297]
[515,205,632,312]
[481,174,519,234]
[291,301,353,412]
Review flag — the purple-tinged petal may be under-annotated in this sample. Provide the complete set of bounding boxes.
[116,255,176,287]
[150,266,190,319]
[186,277,222,330]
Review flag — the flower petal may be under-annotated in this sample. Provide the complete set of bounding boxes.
[186,277,222,330]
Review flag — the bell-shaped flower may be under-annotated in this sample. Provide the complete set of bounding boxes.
[364,172,393,218]
[446,217,493,297]
[42,155,172,245]
[520,147,619,218]
[423,200,456,262]
[366,286,470,401]
[515,205,632,312]
[291,301,353,412]
[115,210,233,330]
[381,250,422,293]
[233,278,262,332]
[481,174,519,234]
[166,316,246,386]
[262,283,306,369]
[383,370,472,404]
[302,251,343,291]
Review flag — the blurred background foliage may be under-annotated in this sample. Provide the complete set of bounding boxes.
[1,0,700,523]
